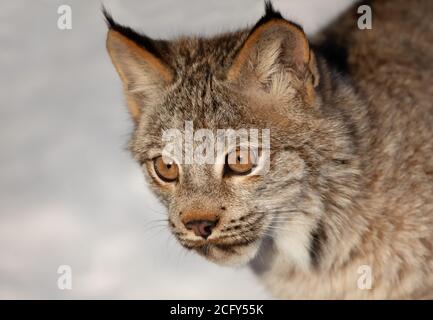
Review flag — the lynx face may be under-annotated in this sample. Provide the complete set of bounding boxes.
[133,83,280,266]
[131,88,315,266]
[105,6,354,267]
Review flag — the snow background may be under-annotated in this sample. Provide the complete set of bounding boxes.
[0,0,354,299]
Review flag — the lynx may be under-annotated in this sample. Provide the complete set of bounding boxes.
[105,0,433,299]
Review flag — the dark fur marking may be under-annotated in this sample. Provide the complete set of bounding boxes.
[312,40,349,75]
[309,219,327,268]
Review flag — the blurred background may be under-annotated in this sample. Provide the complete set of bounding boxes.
[0,0,354,299]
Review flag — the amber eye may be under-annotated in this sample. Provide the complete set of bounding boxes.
[153,156,179,182]
[225,148,256,175]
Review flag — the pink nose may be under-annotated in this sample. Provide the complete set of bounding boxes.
[181,209,220,239]
[184,220,218,239]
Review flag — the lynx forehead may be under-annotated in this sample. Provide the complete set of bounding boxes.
[105,0,433,299]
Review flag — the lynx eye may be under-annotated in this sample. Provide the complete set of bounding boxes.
[225,148,256,175]
[153,156,179,182]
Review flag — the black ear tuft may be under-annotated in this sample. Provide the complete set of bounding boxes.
[251,1,304,34]
[264,1,283,20]
[102,5,116,29]
[101,6,166,61]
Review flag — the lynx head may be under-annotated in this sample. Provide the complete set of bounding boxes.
[105,3,358,268]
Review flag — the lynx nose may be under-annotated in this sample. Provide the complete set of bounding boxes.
[181,210,220,239]
[184,220,218,239]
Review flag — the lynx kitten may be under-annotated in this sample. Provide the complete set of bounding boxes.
[105,1,433,299]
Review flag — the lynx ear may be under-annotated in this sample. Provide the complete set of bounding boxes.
[104,10,173,122]
[226,4,319,100]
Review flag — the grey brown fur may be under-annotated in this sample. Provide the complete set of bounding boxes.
[105,0,433,299]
